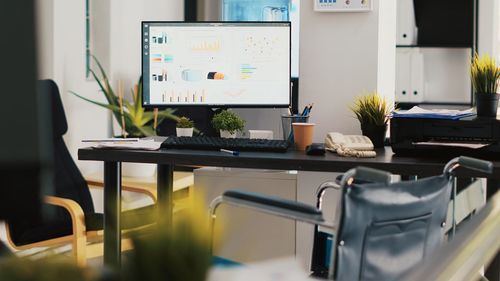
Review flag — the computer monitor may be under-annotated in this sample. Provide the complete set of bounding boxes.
[142,21,291,108]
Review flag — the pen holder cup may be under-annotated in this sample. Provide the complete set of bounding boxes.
[281,115,309,142]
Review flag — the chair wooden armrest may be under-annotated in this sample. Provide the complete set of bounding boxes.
[85,171,195,203]
[87,180,157,203]
[45,196,87,266]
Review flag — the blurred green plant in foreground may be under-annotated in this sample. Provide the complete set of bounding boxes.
[0,258,97,281]
[0,195,216,281]
[123,194,212,281]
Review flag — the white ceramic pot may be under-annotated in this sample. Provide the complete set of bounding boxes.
[220,130,237,138]
[122,162,156,178]
[176,127,194,137]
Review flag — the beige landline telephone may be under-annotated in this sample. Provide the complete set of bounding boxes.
[325,132,376,158]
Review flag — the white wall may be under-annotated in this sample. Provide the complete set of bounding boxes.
[298,0,396,140]
[377,1,397,105]
[52,0,109,174]
[35,0,54,79]
[109,0,184,91]
[37,0,183,174]
[478,0,500,57]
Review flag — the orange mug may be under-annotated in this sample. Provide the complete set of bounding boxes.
[292,123,315,151]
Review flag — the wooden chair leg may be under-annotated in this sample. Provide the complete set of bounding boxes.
[73,233,87,266]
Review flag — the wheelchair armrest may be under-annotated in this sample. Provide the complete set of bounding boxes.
[221,190,329,227]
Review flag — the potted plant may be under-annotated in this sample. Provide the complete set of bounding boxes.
[176,117,194,137]
[71,56,179,137]
[350,92,392,148]
[71,56,181,177]
[123,198,212,281]
[211,110,245,138]
[0,258,98,281]
[470,53,500,117]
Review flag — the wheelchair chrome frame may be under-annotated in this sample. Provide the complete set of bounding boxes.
[208,194,336,254]
[207,156,492,280]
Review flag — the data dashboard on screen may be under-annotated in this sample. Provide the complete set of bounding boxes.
[142,22,291,107]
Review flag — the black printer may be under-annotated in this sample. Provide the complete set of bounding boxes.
[390,116,500,159]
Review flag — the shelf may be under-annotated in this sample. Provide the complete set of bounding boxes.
[396,102,472,110]
[396,45,473,49]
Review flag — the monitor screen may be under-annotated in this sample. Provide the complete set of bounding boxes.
[142,22,291,107]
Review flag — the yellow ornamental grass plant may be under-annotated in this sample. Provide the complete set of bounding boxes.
[350,92,392,126]
[470,53,500,94]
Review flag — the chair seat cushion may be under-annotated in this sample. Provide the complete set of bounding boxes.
[13,204,157,246]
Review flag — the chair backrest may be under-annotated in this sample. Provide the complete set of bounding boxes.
[8,80,95,245]
[45,79,95,215]
[333,175,452,281]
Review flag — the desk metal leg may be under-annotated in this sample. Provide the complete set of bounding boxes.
[157,164,174,227]
[103,161,122,268]
[485,179,499,281]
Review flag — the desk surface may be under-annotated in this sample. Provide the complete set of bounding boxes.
[78,146,500,274]
[78,147,500,178]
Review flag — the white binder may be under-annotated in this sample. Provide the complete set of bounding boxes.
[410,49,425,103]
[396,0,418,45]
[396,49,412,103]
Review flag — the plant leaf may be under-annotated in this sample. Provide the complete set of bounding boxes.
[69,91,122,112]
[135,77,143,113]
[136,126,155,137]
[89,67,118,107]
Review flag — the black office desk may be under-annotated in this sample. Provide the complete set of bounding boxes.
[78,147,500,277]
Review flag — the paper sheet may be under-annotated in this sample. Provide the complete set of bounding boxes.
[87,139,163,151]
[413,141,488,149]
[392,106,475,119]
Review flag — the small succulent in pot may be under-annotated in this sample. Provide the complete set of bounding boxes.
[212,110,246,138]
[176,117,194,137]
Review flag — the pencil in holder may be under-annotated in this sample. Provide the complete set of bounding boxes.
[281,115,309,143]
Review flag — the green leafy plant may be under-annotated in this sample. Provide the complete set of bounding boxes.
[123,197,212,281]
[350,92,392,126]
[176,117,194,128]
[211,110,246,134]
[0,257,97,281]
[71,56,179,137]
[470,53,500,94]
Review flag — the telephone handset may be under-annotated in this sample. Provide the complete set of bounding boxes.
[325,132,376,158]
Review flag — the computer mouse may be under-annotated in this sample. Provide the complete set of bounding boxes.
[306,143,326,155]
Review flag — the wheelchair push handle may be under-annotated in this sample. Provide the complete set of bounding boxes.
[353,166,391,185]
[458,156,493,174]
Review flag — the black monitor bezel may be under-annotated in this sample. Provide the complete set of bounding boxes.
[141,21,292,109]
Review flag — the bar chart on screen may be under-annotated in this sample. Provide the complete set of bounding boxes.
[162,90,207,104]
[191,38,221,52]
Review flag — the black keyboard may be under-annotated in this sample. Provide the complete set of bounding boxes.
[161,136,290,153]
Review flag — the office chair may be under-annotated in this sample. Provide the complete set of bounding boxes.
[209,156,493,281]
[4,80,157,266]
